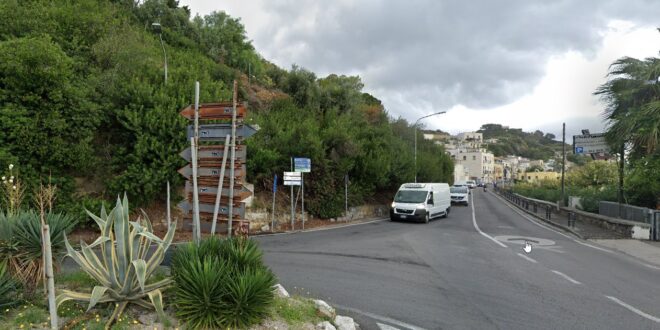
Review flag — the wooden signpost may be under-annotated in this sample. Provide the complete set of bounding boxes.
[178,81,256,237]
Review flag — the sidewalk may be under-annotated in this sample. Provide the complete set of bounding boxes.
[494,190,625,239]
[590,239,660,267]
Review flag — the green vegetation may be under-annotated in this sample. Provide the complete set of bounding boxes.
[0,210,76,291]
[0,261,17,312]
[0,0,453,220]
[478,124,566,160]
[57,195,176,328]
[172,237,276,329]
[273,296,327,326]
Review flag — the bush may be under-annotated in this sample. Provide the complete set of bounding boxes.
[0,261,18,311]
[172,237,276,329]
[0,211,76,289]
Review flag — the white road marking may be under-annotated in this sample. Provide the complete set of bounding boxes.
[605,296,660,323]
[333,303,428,330]
[550,270,582,284]
[491,192,615,254]
[517,253,538,263]
[643,263,660,271]
[471,193,507,248]
[378,322,402,330]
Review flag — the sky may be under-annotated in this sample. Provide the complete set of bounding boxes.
[179,0,660,139]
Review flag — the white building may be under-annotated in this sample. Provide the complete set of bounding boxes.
[448,148,495,183]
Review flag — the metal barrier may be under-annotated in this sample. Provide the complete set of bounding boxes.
[652,212,660,241]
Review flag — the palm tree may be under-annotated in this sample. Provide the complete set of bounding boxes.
[595,53,660,157]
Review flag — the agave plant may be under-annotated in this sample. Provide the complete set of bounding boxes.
[57,195,176,328]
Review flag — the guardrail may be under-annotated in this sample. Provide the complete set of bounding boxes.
[494,187,653,240]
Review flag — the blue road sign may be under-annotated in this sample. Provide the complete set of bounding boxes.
[273,174,278,193]
[294,157,311,173]
[575,147,584,154]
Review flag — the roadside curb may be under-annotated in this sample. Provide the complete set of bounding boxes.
[492,191,585,240]
[253,217,389,237]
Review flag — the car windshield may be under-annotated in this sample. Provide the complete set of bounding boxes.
[451,187,468,193]
[394,190,428,203]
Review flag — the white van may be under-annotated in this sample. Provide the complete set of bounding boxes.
[389,183,451,223]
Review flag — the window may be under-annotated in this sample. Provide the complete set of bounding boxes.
[463,156,466,160]
[472,156,476,160]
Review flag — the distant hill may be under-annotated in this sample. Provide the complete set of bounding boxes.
[477,124,566,160]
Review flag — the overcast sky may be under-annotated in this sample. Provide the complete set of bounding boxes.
[180,0,659,139]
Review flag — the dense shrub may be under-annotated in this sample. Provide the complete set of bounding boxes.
[0,261,18,311]
[172,237,276,329]
[0,211,76,289]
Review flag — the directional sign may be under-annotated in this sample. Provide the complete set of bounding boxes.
[178,165,245,178]
[573,133,609,154]
[179,146,246,162]
[283,171,301,186]
[187,124,258,141]
[294,158,311,173]
[179,102,247,120]
[185,182,251,196]
[178,201,245,218]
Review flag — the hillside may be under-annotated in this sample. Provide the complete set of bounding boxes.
[0,0,453,219]
[478,124,568,160]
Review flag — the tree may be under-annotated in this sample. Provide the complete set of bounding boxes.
[595,53,660,157]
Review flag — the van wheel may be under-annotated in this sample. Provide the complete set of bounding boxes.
[442,207,450,218]
[424,213,430,223]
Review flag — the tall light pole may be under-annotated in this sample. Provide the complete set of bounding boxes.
[414,111,447,183]
[152,22,167,84]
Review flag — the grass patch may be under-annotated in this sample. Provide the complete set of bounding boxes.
[56,270,96,291]
[272,296,326,326]
[9,304,48,329]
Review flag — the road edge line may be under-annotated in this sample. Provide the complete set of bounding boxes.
[471,192,507,248]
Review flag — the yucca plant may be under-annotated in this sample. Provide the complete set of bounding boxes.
[57,195,176,328]
[0,211,76,290]
[172,237,276,329]
[0,261,18,311]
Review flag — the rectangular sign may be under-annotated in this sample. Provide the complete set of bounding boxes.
[179,102,247,120]
[294,158,311,173]
[184,182,251,197]
[178,201,246,218]
[178,164,245,178]
[187,124,258,141]
[284,180,302,186]
[573,133,609,154]
[179,145,246,162]
[273,174,278,193]
[283,171,301,179]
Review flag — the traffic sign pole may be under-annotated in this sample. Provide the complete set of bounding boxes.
[211,134,230,236]
[301,172,305,230]
[272,174,277,233]
[290,158,294,230]
[191,137,200,243]
[228,80,237,238]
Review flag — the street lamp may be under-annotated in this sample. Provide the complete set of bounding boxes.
[414,111,447,183]
[152,22,167,84]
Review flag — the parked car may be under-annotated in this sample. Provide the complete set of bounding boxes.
[450,186,469,206]
[466,180,477,189]
[390,183,451,223]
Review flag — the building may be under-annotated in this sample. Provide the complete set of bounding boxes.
[520,171,561,183]
[449,148,495,183]
[453,163,469,184]
[456,132,483,149]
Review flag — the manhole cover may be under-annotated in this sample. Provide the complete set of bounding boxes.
[494,235,556,247]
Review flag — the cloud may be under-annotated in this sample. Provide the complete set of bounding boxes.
[181,0,659,133]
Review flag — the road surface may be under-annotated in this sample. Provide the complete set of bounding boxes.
[256,189,660,329]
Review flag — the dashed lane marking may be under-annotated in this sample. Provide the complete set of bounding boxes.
[550,270,582,284]
[517,253,538,263]
[606,296,660,323]
[378,323,401,330]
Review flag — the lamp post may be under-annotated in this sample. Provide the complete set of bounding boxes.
[152,22,167,84]
[414,111,447,183]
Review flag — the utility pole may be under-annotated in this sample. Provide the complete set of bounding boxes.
[561,123,566,206]
[618,143,625,218]
[414,111,446,183]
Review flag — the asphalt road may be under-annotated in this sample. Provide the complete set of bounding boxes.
[255,189,660,330]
